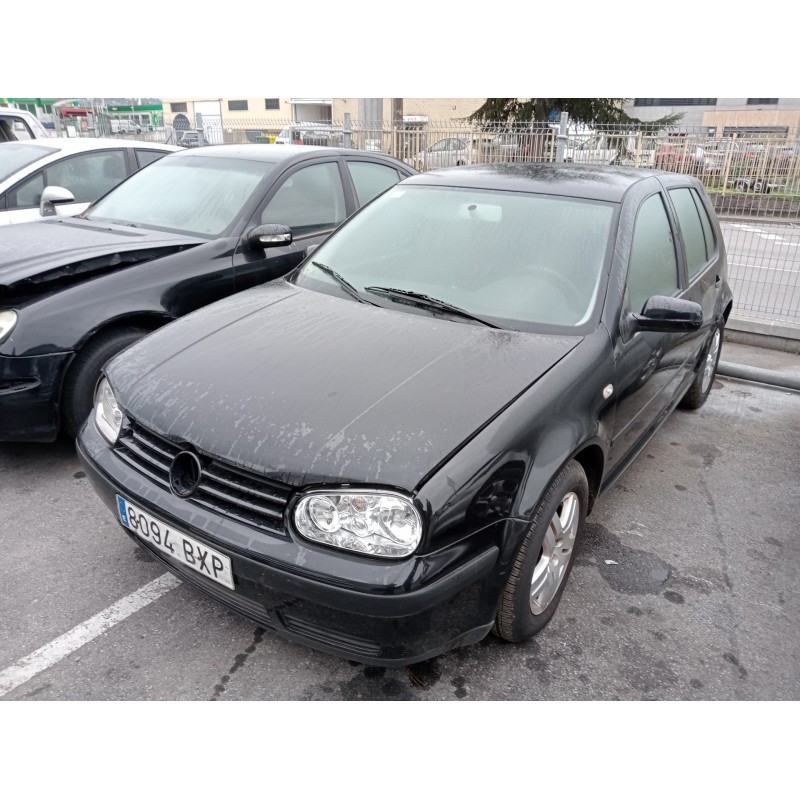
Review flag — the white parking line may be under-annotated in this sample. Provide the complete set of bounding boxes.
[730,262,800,273]
[0,573,180,698]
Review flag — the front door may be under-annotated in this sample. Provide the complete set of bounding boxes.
[608,190,688,473]
[233,160,349,292]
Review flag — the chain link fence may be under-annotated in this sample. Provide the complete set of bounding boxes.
[80,113,800,325]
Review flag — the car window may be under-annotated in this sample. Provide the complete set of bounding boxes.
[0,116,36,141]
[88,155,276,237]
[261,162,346,237]
[346,161,400,206]
[627,193,679,313]
[430,140,448,153]
[668,187,710,280]
[135,149,169,169]
[691,188,716,264]
[6,171,45,209]
[43,150,128,204]
[0,143,58,182]
[294,184,615,332]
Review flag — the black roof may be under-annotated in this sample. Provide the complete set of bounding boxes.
[174,143,408,167]
[406,163,664,202]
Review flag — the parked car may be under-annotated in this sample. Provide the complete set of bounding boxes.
[76,163,733,666]
[563,134,621,165]
[275,124,342,147]
[563,134,656,167]
[0,138,179,225]
[0,107,51,141]
[413,136,474,170]
[654,142,720,174]
[175,130,201,148]
[110,119,142,134]
[0,144,415,441]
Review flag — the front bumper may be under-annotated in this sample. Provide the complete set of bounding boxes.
[0,351,72,441]
[77,418,512,666]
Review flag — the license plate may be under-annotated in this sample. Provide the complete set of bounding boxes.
[116,495,234,590]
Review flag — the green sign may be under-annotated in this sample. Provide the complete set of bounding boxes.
[108,104,163,113]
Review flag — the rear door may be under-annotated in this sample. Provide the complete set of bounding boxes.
[663,180,724,347]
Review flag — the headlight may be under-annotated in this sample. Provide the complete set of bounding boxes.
[294,490,422,558]
[0,310,18,345]
[94,376,123,444]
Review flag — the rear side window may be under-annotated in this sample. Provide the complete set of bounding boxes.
[669,187,711,279]
[346,161,400,205]
[136,149,169,169]
[627,193,679,313]
[693,189,716,263]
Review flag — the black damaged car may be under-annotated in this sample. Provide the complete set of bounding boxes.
[0,144,414,441]
[77,164,733,665]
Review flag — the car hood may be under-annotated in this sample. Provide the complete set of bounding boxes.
[107,281,582,490]
[0,217,205,297]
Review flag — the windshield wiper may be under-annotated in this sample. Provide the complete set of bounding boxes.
[363,286,500,328]
[310,261,376,305]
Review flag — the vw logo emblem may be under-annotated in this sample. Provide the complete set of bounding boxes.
[169,450,203,498]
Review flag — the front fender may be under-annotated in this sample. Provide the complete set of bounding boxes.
[417,329,614,563]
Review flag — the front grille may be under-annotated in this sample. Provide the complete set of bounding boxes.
[115,419,291,537]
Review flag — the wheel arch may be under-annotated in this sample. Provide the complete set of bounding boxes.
[570,443,605,514]
[57,312,173,409]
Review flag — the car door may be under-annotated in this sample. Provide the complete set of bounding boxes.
[664,183,724,342]
[607,189,691,473]
[0,149,129,224]
[232,158,350,292]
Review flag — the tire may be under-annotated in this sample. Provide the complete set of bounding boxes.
[494,460,589,642]
[679,321,723,410]
[61,327,147,438]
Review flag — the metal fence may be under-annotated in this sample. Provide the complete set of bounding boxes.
[720,219,800,325]
[83,114,800,324]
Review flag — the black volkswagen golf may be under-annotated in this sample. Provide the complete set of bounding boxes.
[77,164,733,665]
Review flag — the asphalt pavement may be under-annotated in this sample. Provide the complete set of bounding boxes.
[0,337,798,700]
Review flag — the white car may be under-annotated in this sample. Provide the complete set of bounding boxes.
[0,107,51,141]
[0,138,179,225]
[415,137,470,170]
[563,134,622,165]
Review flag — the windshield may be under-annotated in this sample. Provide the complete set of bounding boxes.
[293,184,616,332]
[86,155,275,237]
[0,143,58,183]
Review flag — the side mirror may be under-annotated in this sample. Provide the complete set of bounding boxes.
[631,295,703,333]
[40,185,75,217]
[245,223,292,251]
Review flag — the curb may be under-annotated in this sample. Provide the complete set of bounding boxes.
[726,315,800,355]
[717,361,800,391]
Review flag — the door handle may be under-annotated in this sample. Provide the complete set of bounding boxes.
[715,275,722,288]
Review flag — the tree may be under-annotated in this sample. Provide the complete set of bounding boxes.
[469,98,682,132]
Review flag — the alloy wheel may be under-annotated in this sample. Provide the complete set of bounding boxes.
[529,492,580,615]
[701,328,721,394]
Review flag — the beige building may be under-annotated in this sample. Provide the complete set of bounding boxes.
[162,97,486,126]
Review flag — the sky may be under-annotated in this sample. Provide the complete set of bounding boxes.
[7,5,795,101]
